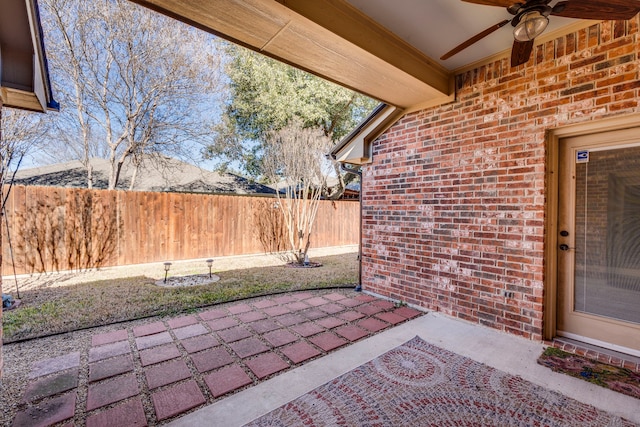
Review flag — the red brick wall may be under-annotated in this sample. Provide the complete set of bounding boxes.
[361,18,640,341]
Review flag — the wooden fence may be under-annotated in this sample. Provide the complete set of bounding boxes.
[1,185,359,275]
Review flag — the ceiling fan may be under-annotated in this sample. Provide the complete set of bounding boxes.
[441,0,640,67]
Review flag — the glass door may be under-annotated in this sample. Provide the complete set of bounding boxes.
[557,128,640,354]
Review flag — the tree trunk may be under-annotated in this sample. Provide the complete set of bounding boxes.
[112,160,124,190]
[129,164,139,191]
[86,162,94,189]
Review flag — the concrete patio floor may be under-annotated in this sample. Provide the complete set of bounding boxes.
[9,288,640,426]
[171,310,640,427]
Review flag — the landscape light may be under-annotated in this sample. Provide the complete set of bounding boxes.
[163,262,172,283]
[206,259,214,278]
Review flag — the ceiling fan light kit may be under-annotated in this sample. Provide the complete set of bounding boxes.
[442,0,640,67]
[513,10,549,41]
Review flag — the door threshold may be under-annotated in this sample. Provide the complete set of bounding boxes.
[551,337,640,372]
[558,331,640,358]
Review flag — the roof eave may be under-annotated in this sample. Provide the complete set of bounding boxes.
[0,0,58,113]
[330,103,403,165]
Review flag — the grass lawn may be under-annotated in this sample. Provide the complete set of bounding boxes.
[2,253,358,342]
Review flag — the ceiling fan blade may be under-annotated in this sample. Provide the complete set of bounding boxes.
[551,0,640,20]
[511,39,534,67]
[441,19,510,60]
[462,0,516,7]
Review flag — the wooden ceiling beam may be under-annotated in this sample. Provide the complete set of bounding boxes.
[130,0,453,109]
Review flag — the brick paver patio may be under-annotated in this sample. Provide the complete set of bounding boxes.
[12,289,422,426]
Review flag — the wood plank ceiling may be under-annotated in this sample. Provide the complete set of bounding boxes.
[130,0,453,110]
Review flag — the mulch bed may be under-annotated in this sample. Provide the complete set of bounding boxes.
[285,262,322,268]
[537,347,640,400]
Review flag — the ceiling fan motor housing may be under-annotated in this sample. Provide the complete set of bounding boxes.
[510,1,553,26]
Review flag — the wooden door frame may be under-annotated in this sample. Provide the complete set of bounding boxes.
[544,113,640,341]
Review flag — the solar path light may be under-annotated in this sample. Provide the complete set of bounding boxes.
[164,262,172,283]
[206,259,214,278]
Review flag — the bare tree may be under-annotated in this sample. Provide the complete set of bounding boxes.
[1,108,50,298]
[1,109,48,199]
[41,0,225,189]
[263,121,333,265]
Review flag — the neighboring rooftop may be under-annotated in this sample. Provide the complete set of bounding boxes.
[12,157,276,195]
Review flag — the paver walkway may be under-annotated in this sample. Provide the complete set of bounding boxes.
[12,290,422,426]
